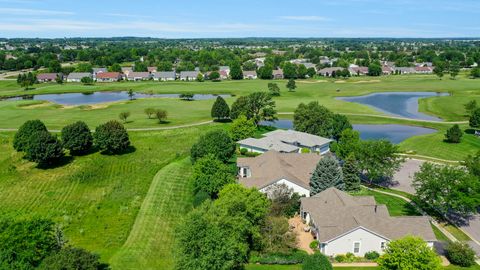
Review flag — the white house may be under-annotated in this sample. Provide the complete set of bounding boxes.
[301,188,436,256]
[180,71,200,81]
[238,130,332,155]
[237,150,321,197]
[66,72,92,83]
[152,71,176,81]
[126,72,151,81]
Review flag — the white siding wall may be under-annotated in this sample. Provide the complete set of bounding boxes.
[324,228,388,256]
[260,179,310,197]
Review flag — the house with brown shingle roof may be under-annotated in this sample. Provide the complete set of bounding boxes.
[37,73,61,83]
[301,188,436,256]
[237,151,322,197]
[95,72,122,82]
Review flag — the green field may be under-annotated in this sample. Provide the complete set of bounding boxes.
[245,265,480,270]
[0,124,222,266]
[352,189,421,217]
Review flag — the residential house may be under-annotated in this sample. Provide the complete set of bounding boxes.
[301,188,436,256]
[395,67,416,75]
[243,70,257,79]
[219,66,230,76]
[238,129,332,155]
[92,68,107,75]
[180,71,200,81]
[251,52,267,58]
[219,70,229,80]
[415,66,433,74]
[66,72,92,83]
[382,65,394,75]
[237,150,321,197]
[152,71,176,81]
[95,72,122,82]
[147,67,157,73]
[303,63,317,72]
[121,67,133,77]
[127,72,151,81]
[272,69,284,79]
[318,67,343,77]
[349,66,369,76]
[272,50,287,55]
[37,73,60,83]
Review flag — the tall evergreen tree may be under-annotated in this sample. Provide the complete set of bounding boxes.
[211,96,230,121]
[342,154,361,192]
[445,124,463,143]
[310,156,344,195]
[470,108,480,129]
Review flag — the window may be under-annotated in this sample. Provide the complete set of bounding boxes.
[381,242,386,250]
[302,211,307,219]
[353,242,361,253]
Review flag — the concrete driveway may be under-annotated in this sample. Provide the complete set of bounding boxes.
[388,158,424,194]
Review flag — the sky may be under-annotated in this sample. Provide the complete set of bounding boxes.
[0,0,479,38]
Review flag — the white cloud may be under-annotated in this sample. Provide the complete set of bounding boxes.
[279,16,330,22]
[0,8,74,15]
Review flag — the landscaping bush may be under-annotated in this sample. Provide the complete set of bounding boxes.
[302,252,333,270]
[334,254,346,263]
[240,148,248,155]
[25,131,64,165]
[61,121,93,155]
[192,190,210,208]
[364,250,380,261]
[249,250,309,265]
[13,119,47,152]
[301,148,311,153]
[190,130,235,163]
[93,120,131,154]
[309,240,319,250]
[445,241,476,267]
[244,151,261,158]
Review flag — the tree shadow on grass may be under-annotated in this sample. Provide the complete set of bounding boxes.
[36,155,74,170]
[158,120,171,124]
[465,128,477,135]
[213,119,232,123]
[69,146,100,157]
[100,145,137,156]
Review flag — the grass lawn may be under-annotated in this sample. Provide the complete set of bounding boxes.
[431,222,450,242]
[352,188,421,216]
[442,223,472,241]
[0,123,223,264]
[109,158,193,270]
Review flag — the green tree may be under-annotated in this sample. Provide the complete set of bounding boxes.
[230,62,243,80]
[258,65,273,79]
[433,65,444,80]
[75,63,93,73]
[80,76,94,85]
[378,236,441,270]
[286,78,297,92]
[209,71,220,81]
[306,67,317,78]
[157,61,173,71]
[261,216,297,253]
[464,100,478,115]
[264,183,301,218]
[133,61,147,72]
[268,82,281,96]
[282,62,297,79]
[196,73,204,82]
[127,89,135,100]
[229,115,256,141]
[93,120,131,154]
[471,67,480,78]
[331,129,361,160]
[342,154,361,192]
[413,162,480,218]
[445,242,476,267]
[0,218,61,269]
[119,111,130,123]
[450,61,460,79]
[331,114,353,140]
[144,108,155,119]
[155,109,168,123]
[190,130,236,163]
[211,96,230,121]
[39,247,108,270]
[108,63,122,72]
[293,101,334,138]
[445,124,463,143]
[469,108,480,129]
[230,92,277,125]
[25,131,64,165]
[310,156,344,195]
[357,140,403,184]
[302,252,333,270]
[55,74,63,84]
[13,119,48,152]
[48,60,62,73]
[463,151,480,177]
[297,64,308,79]
[368,63,382,76]
[61,121,93,155]
[191,154,235,198]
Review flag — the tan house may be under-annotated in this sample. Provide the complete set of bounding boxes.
[237,151,321,197]
[301,188,436,256]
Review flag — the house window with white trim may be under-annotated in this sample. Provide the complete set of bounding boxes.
[353,242,361,254]
[381,242,386,250]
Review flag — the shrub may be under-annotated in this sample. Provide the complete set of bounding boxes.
[93,120,130,154]
[155,109,168,123]
[61,121,93,155]
[192,190,210,208]
[301,148,311,153]
[39,247,108,270]
[25,131,64,165]
[13,119,47,152]
[240,148,248,155]
[345,252,356,263]
[190,130,235,163]
[445,124,463,143]
[144,107,155,119]
[445,241,476,267]
[119,111,130,123]
[302,252,333,270]
[245,151,261,157]
[364,250,380,261]
[309,240,319,249]
[249,250,309,265]
[334,254,346,263]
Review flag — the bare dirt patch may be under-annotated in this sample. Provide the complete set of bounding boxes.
[353,80,381,84]
[289,216,314,254]
[297,80,329,84]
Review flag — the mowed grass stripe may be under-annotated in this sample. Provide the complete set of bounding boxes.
[109,158,193,270]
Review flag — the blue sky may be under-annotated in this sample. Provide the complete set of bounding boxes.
[0,0,479,38]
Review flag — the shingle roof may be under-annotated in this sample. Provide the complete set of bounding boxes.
[153,71,176,79]
[96,72,120,79]
[92,68,107,74]
[37,73,59,80]
[127,72,151,79]
[67,72,92,80]
[264,130,332,148]
[301,188,436,243]
[180,71,200,78]
[238,151,322,190]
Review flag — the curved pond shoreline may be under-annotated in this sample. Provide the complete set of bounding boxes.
[336,92,448,121]
[2,91,232,105]
[259,120,436,144]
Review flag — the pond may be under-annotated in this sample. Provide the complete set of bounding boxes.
[3,91,231,105]
[336,92,448,121]
[259,120,436,144]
